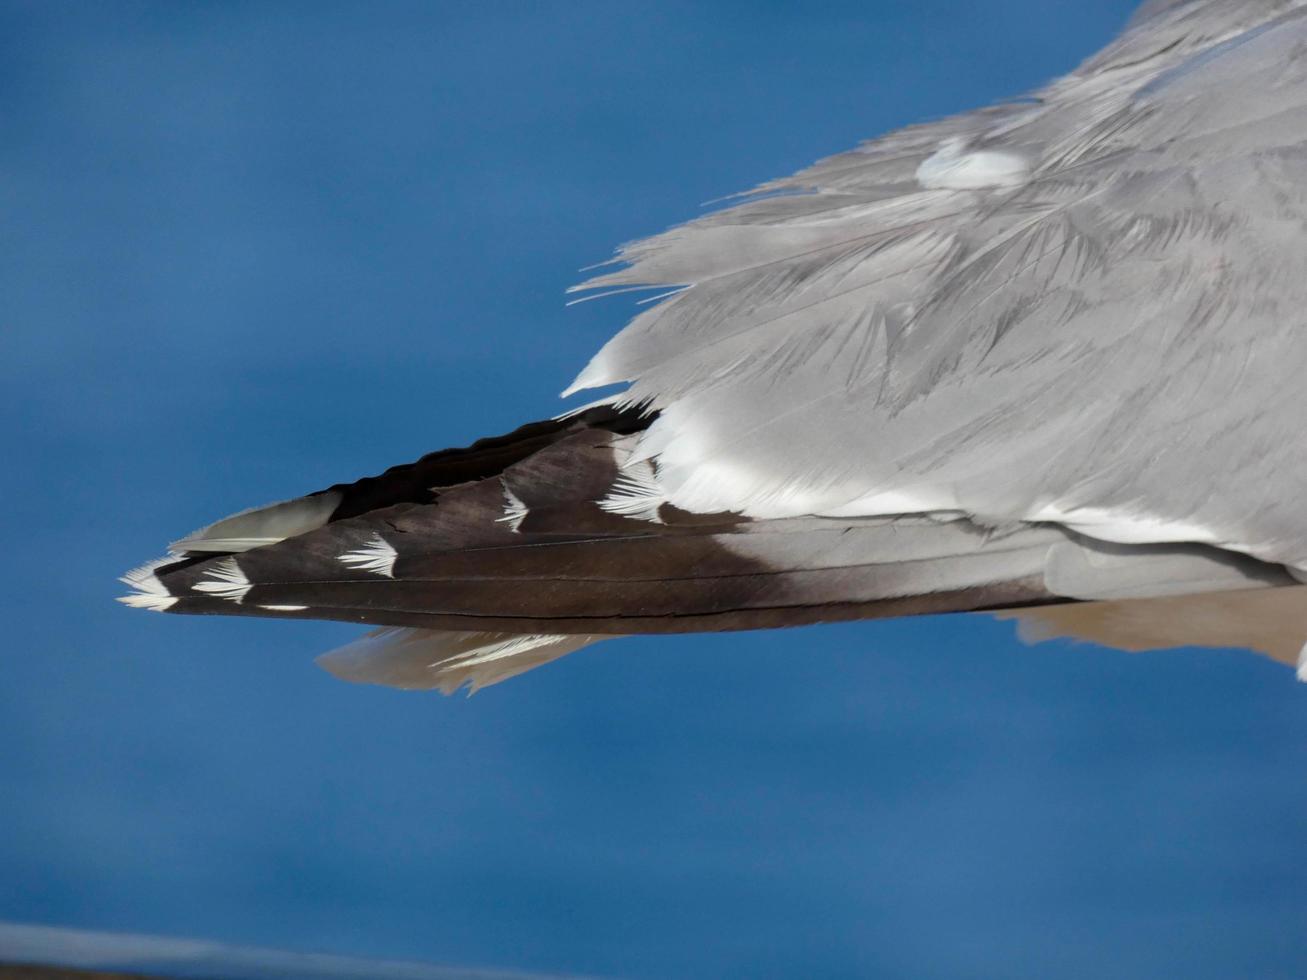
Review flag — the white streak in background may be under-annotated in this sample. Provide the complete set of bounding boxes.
[117,556,178,612]
[1298,642,1307,683]
[915,137,1029,191]
[598,458,667,523]
[317,627,612,694]
[338,534,399,578]
[258,604,309,612]
[0,919,594,980]
[191,557,252,604]
[496,483,529,533]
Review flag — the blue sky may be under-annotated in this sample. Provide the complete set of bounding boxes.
[3,2,1306,978]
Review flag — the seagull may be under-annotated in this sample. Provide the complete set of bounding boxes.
[122,0,1307,692]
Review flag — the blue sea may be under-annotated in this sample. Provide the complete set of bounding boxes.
[3,2,1304,977]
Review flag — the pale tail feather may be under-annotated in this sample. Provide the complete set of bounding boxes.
[316,627,614,694]
[171,491,343,554]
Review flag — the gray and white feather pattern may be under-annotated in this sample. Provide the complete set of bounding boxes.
[191,558,252,604]
[338,535,399,578]
[568,0,1307,566]
[120,1,1307,690]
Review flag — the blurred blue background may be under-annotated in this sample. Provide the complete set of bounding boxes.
[3,1,1306,977]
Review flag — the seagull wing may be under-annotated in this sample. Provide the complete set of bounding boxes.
[122,1,1307,690]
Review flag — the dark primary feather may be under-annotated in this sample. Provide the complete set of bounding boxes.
[144,407,1065,636]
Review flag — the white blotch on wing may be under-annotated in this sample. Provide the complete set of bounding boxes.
[338,534,399,578]
[496,483,529,533]
[117,556,179,612]
[916,137,1029,191]
[192,557,252,604]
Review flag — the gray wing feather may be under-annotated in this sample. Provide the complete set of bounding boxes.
[568,3,1307,569]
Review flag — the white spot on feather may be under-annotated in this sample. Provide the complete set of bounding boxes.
[916,137,1029,191]
[496,483,529,533]
[339,534,398,578]
[192,557,252,604]
[1298,642,1307,683]
[117,555,179,612]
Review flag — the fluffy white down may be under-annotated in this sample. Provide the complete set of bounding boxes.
[915,137,1030,191]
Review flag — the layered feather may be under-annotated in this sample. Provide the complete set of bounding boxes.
[120,1,1307,688]
[122,407,1303,689]
[566,3,1307,572]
